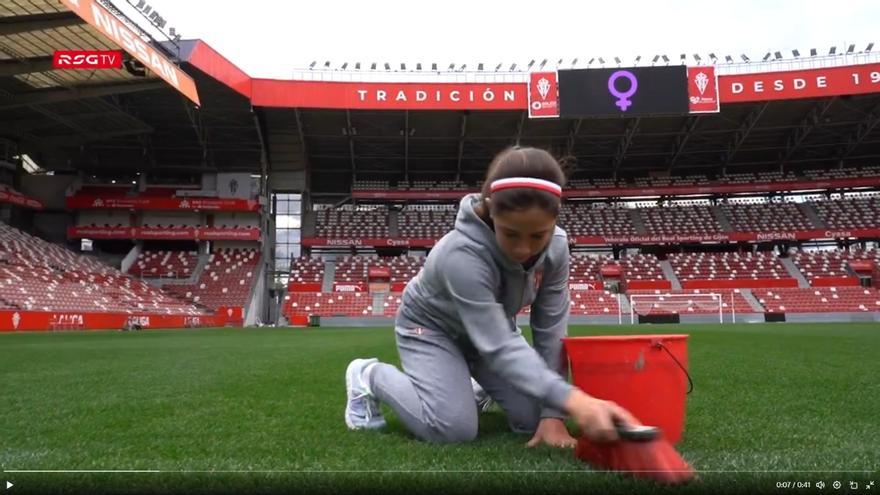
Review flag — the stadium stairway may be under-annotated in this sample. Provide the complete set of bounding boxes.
[628,209,648,235]
[659,260,683,289]
[244,262,266,326]
[388,211,400,237]
[193,253,210,282]
[372,292,386,316]
[798,203,826,229]
[0,295,22,310]
[617,293,632,314]
[322,261,336,292]
[780,257,811,288]
[148,256,206,286]
[740,289,767,312]
[712,205,735,232]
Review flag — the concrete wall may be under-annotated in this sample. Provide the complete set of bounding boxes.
[19,175,76,210]
[212,241,261,251]
[214,213,260,228]
[77,210,130,226]
[32,211,70,244]
[269,171,305,192]
[141,212,202,226]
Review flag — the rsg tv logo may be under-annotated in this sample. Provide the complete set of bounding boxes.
[53,50,123,69]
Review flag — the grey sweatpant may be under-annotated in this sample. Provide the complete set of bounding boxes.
[369,325,542,443]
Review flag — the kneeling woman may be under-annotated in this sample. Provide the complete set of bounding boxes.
[344,146,638,448]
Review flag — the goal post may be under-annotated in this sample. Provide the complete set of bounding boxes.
[629,293,724,323]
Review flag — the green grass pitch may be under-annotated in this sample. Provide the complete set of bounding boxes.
[1,323,878,494]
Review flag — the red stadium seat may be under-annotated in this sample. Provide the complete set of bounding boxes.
[0,222,206,315]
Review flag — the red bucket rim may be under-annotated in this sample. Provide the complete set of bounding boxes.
[563,334,689,342]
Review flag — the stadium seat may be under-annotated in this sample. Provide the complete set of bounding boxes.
[811,196,880,230]
[558,204,638,236]
[759,287,880,313]
[165,248,260,311]
[790,249,878,284]
[0,222,205,316]
[314,207,389,238]
[669,252,788,281]
[128,250,197,278]
[721,202,814,232]
[640,205,723,236]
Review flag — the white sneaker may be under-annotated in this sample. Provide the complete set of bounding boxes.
[344,358,386,430]
[472,377,495,413]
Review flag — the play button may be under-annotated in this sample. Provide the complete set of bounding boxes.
[5,481,12,490]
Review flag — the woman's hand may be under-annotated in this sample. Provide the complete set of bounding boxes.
[525,417,577,448]
[563,388,641,443]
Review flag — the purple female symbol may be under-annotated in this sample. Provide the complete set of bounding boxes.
[608,70,638,111]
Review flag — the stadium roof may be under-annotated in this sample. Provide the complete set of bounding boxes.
[0,0,261,174]
[2,0,880,200]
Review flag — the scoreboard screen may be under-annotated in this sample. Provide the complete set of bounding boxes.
[558,66,690,118]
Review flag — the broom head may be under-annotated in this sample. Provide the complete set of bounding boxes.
[575,424,695,485]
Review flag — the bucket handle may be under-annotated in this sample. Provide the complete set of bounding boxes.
[652,340,694,395]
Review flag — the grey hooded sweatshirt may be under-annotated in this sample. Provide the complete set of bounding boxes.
[396,193,574,416]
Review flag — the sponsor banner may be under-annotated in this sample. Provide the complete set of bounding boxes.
[848,260,875,273]
[301,237,436,248]
[66,195,260,211]
[69,226,131,238]
[52,50,122,69]
[182,36,880,109]
[0,189,44,209]
[305,229,880,249]
[59,0,200,105]
[600,265,622,277]
[353,190,472,200]
[569,282,604,291]
[68,226,260,241]
[368,267,391,278]
[719,62,880,103]
[0,310,225,332]
[287,282,322,293]
[528,71,560,118]
[810,277,861,287]
[333,283,366,292]
[573,229,880,245]
[197,228,260,240]
[288,314,310,326]
[625,280,673,291]
[251,80,525,110]
[353,176,880,200]
[681,279,798,289]
[572,234,732,245]
[732,229,880,242]
[217,306,244,324]
[687,66,720,113]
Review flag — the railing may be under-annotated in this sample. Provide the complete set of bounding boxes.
[287,52,880,83]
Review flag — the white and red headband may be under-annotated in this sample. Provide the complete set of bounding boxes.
[489,177,562,197]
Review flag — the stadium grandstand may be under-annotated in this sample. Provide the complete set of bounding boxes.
[1,0,880,331]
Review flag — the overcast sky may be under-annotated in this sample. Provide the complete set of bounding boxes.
[128,0,878,79]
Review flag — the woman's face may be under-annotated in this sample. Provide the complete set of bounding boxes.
[491,206,557,264]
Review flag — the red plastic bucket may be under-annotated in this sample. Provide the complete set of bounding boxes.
[562,334,691,444]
